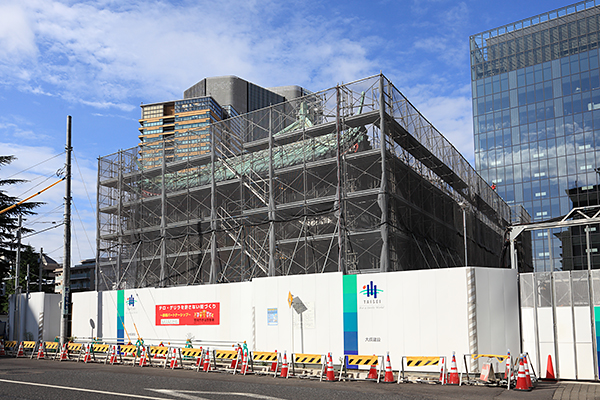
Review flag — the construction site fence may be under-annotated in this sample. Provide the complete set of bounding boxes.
[1,340,539,389]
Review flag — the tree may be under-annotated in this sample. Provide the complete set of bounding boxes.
[0,155,42,313]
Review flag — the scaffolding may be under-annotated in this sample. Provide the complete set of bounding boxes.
[96,74,515,290]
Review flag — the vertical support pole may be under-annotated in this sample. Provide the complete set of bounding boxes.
[462,206,468,266]
[547,229,553,272]
[95,157,101,292]
[510,237,518,270]
[13,214,22,342]
[39,247,43,292]
[467,267,478,373]
[336,85,345,274]
[60,115,72,347]
[210,125,218,284]
[116,150,123,288]
[550,271,560,379]
[268,107,276,277]
[160,141,167,287]
[378,75,389,272]
[586,226,598,380]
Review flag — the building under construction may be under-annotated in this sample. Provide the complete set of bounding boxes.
[96,74,527,290]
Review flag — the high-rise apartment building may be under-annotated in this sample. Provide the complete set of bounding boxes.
[470,2,600,271]
[139,76,305,169]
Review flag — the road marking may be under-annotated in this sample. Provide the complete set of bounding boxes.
[0,378,174,400]
[149,389,285,400]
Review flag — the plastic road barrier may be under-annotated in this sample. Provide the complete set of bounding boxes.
[212,349,240,373]
[148,346,170,368]
[399,356,446,384]
[4,341,17,356]
[289,353,326,380]
[89,343,111,363]
[116,344,138,365]
[19,341,37,358]
[180,347,203,370]
[341,354,384,383]
[249,351,279,376]
[461,353,510,387]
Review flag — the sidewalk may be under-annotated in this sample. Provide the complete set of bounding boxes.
[553,382,600,399]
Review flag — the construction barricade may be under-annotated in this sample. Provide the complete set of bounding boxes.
[111,344,138,365]
[147,345,170,368]
[38,341,60,359]
[5,341,18,356]
[88,343,111,363]
[18,341,36,357]
[247,351,279,376]
[180,347,203,370]
[461,353,511,387]
[289,353,326,380]
[398,356,446,384]
[340,354,384,383]
[212,348,241,373]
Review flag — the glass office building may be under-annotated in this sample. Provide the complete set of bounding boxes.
[470,1,600,271]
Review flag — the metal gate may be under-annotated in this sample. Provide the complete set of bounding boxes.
[520,270,600,380]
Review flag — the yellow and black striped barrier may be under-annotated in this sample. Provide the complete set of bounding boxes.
[471,354,508,363]
[399,355,446,384]
[251,351,278,362]
[462,353,513,387]
[181,348,203,358]
[341,354,384,383]
[214,350,238,360]
[5,341,17,355]
[92,344,110,353]
[290,353,325,380]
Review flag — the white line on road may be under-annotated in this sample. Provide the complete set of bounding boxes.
[148,389,285,400]
[0,378,174,400]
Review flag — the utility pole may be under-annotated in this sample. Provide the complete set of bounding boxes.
[13,215,22,342]
[60,116,72,346]
[38,247,43,292]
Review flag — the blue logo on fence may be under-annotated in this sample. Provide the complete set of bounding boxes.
[360,281,383,299]
[127,295,136,307]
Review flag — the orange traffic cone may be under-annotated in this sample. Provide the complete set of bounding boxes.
[203,347,211,371]
[230,345,239,369]
[195,347,203,369]
[447,352,459,385]
[439,355,447,385]
[241,349,248,375]
[271,350,278,372]
[545,354,556,381]
[170,348,179,369]
[325,353,336,382]
[523,355,533,389]
[109,345,118,364]
[504,351,511,380]
[279,351,288,378]
[0,340,6,356]
[59,343,68,361]
[36,342,45,359]
[139,346,148,367]
[514,357,531,391]
[383,352,394,383]
[367,359,378,380]
[16,342,25,358]
[83,343,92,363]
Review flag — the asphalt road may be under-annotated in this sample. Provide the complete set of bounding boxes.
[0,358,560,399]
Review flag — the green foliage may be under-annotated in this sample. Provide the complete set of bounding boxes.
[0,155,44,313]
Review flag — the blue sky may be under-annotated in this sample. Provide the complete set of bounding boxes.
[0,0,578,266]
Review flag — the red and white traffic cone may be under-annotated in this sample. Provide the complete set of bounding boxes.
[367,356,378,380]
[139,346,148,367]
[325,353,336,382]
[16,342,25,358]
[439,355,447,385]
[523,355,533,389]
[447,352,459,385]
[0,340,6,356]
[270,349,278,372]
[36,342,45,360]
[231,345,240,369]
[83,343,92,363]
[109,345,117,364]
[203,347,211,372]
[504,351,511,380]
[59,343,68,361]
[514,357,531,391]
[279,351,288,378]
[241,349,248,375]
[195,347,203,369]
[170,348,179,369]
[384,352,394,383]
